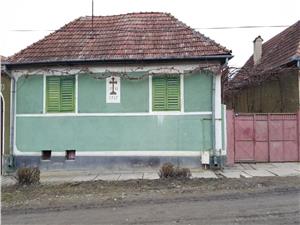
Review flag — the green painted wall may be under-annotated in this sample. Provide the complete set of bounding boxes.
[184,73,212,112]
[1,74,11,154]
[17,75,43,114]
[16,115,212,151]
[78,74,149,113]
[15,72,215,153]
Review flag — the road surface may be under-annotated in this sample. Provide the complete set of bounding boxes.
[2,187,300,225]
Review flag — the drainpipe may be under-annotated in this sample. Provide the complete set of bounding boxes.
[3,67,15,167]
[211,73,216,164]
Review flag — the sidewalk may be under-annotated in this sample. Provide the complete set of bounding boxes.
[1,163,300,186]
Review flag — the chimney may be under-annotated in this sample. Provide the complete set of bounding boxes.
[253,36,263,65]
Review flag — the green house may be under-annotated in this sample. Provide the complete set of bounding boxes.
[4,12,232,170]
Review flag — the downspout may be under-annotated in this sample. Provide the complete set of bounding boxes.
[3,67,15,163]
[211,73,216,163]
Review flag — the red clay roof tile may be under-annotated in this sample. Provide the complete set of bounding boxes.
[7,12,231,64]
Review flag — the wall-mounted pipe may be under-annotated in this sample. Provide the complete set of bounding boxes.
[3,66,15,157]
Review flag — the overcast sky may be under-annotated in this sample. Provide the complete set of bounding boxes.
[1,0,299,67]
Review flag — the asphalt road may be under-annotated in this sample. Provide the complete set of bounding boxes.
[2,188,300,225]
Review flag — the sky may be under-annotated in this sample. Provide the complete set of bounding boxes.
[0,0,299,67]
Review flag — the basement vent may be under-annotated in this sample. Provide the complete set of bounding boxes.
[41,150,51,160]
[66,150,76,160]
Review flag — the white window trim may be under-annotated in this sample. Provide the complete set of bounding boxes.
[180,74,184,112]
[43,75,46,114]
[75,75,78,114]
[149,75,152,113]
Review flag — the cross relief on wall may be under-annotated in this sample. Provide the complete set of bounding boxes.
[106,76,120,103]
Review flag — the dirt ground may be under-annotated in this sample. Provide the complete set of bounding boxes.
[2,177,300,224]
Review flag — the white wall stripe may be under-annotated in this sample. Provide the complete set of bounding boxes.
[13,150,204,157]
[16,112,212,117]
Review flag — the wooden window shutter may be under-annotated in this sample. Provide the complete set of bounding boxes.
[152,76,180,111]
[46,76,61,112]
[166,77,180,111]
[60,76,75,112]
[152,77,167,111]
[46,76,75,112]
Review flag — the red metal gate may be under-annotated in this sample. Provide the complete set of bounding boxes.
[226,110,300,164]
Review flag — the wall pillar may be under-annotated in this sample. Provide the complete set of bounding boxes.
[226,110,235,165]
[214,73,222,153]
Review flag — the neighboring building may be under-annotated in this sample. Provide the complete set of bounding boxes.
[4,12,232,170]
[225,20,300,113]
[1,56,12,173]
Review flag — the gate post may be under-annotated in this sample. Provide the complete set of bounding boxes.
[226,110,235,165]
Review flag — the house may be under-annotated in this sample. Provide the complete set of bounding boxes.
[3,12,232,170]
[1,56,12,173]
[225,20,300,113]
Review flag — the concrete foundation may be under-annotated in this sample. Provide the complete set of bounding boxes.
[14,155,226,171]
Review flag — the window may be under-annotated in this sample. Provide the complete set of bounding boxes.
[66,150,76,160]
[46,76,75,112]
[152,76,180,111]
[41,150,51,160]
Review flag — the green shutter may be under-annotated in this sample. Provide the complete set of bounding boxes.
[152,76,180,111]
[152,77,167,111]
[60,76,75,112]
[46,76,75,113]
[166,77,180,111]
[46,76,60,112]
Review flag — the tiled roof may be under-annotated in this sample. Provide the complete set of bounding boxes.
[242,20,300,70]
[7,12,231,65]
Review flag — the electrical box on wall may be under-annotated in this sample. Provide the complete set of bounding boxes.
[202,151,210,165]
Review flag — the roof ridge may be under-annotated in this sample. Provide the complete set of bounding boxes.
[81,11,169,19]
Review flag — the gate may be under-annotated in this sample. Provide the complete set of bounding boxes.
[226,110,300,164]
